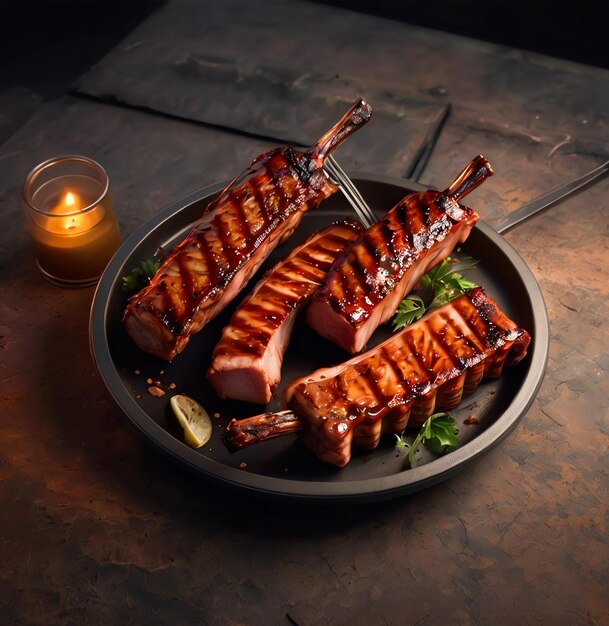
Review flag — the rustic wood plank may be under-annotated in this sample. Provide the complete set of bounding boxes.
[78,45,449,154]
[74,0,609,166]
[73,1,454,177]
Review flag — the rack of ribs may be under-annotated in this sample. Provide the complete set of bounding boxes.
[305,155,493,354]
[123,98,372,361]
[207,219,364,405]
[225,288,530,467]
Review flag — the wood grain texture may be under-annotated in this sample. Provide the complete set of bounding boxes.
[73,0,454,177]
[74,0,609,177]
[1,1,609,624]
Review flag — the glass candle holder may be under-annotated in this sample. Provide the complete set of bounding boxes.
[22,155,121,287]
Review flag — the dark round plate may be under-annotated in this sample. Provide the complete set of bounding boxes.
[90,174,549,503]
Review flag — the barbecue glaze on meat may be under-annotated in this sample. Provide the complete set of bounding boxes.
[226,288,530,467]
[123,99,372,361]
[306,156,493,354]
[207,220,364,404]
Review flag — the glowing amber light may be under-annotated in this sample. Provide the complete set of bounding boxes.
[63,192,81,231]
[23,157,121,286]
[45,191,100,235]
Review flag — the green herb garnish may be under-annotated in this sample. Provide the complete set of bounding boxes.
[392,256,479,331]
[121,258,162,294]
[393,294,426,328]
[396,412,459,468]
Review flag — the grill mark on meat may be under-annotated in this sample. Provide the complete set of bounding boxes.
[380,343,413,402]
[460,293,501,351]
[277,288,530,466]
[367,347,400,406]
[446,307,486,361]
[208,220,364,403]
[378,344,412,408]
[430,315,466,384]
[283,265,321,285]
[306,158,492,355]
[404,337,435,393]
[197,229,221,294]
[216,198,243,269]
[380,219,403,266]
[471,290,517,352]
[369,224,402,297]
[290,249,330,278]
[344,245,370,295]
[228,186,253,244]
[123,99,372,360]
[175,249,197,322]
[269,165,290,216]
[224,288,531,466]
[311,234,352,263]
[249,175,272,231]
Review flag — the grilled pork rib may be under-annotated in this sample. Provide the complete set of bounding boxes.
[306,155,493,354]
[207,220,364,404]
[123,99,372,361]
[225,288,530,467]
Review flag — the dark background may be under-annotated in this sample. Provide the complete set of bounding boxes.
[1,0,608,104]
[318,0,609,70]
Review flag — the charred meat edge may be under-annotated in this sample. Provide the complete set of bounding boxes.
[123,98,372,361]
[225,288,530,467]
[305,155,492,354]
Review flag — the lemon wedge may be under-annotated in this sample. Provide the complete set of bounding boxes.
[170,395,212,449]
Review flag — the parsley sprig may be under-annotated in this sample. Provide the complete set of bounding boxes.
[396,412,459,468]
[120,258,162,294]
[392,256,479,330]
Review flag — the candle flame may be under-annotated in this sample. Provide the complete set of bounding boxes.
[54,191,84,230]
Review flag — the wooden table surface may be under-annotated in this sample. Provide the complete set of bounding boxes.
[1,2,609,624]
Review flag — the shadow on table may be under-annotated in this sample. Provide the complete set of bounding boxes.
[36,306,447,532]
[133,445,453,534]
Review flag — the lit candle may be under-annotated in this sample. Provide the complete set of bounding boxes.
[23,156,121,287]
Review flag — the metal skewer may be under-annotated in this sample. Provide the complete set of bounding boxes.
[495,159,609,234]
[325,155,377,228]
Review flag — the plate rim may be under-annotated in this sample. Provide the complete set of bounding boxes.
[90,174,549,502]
